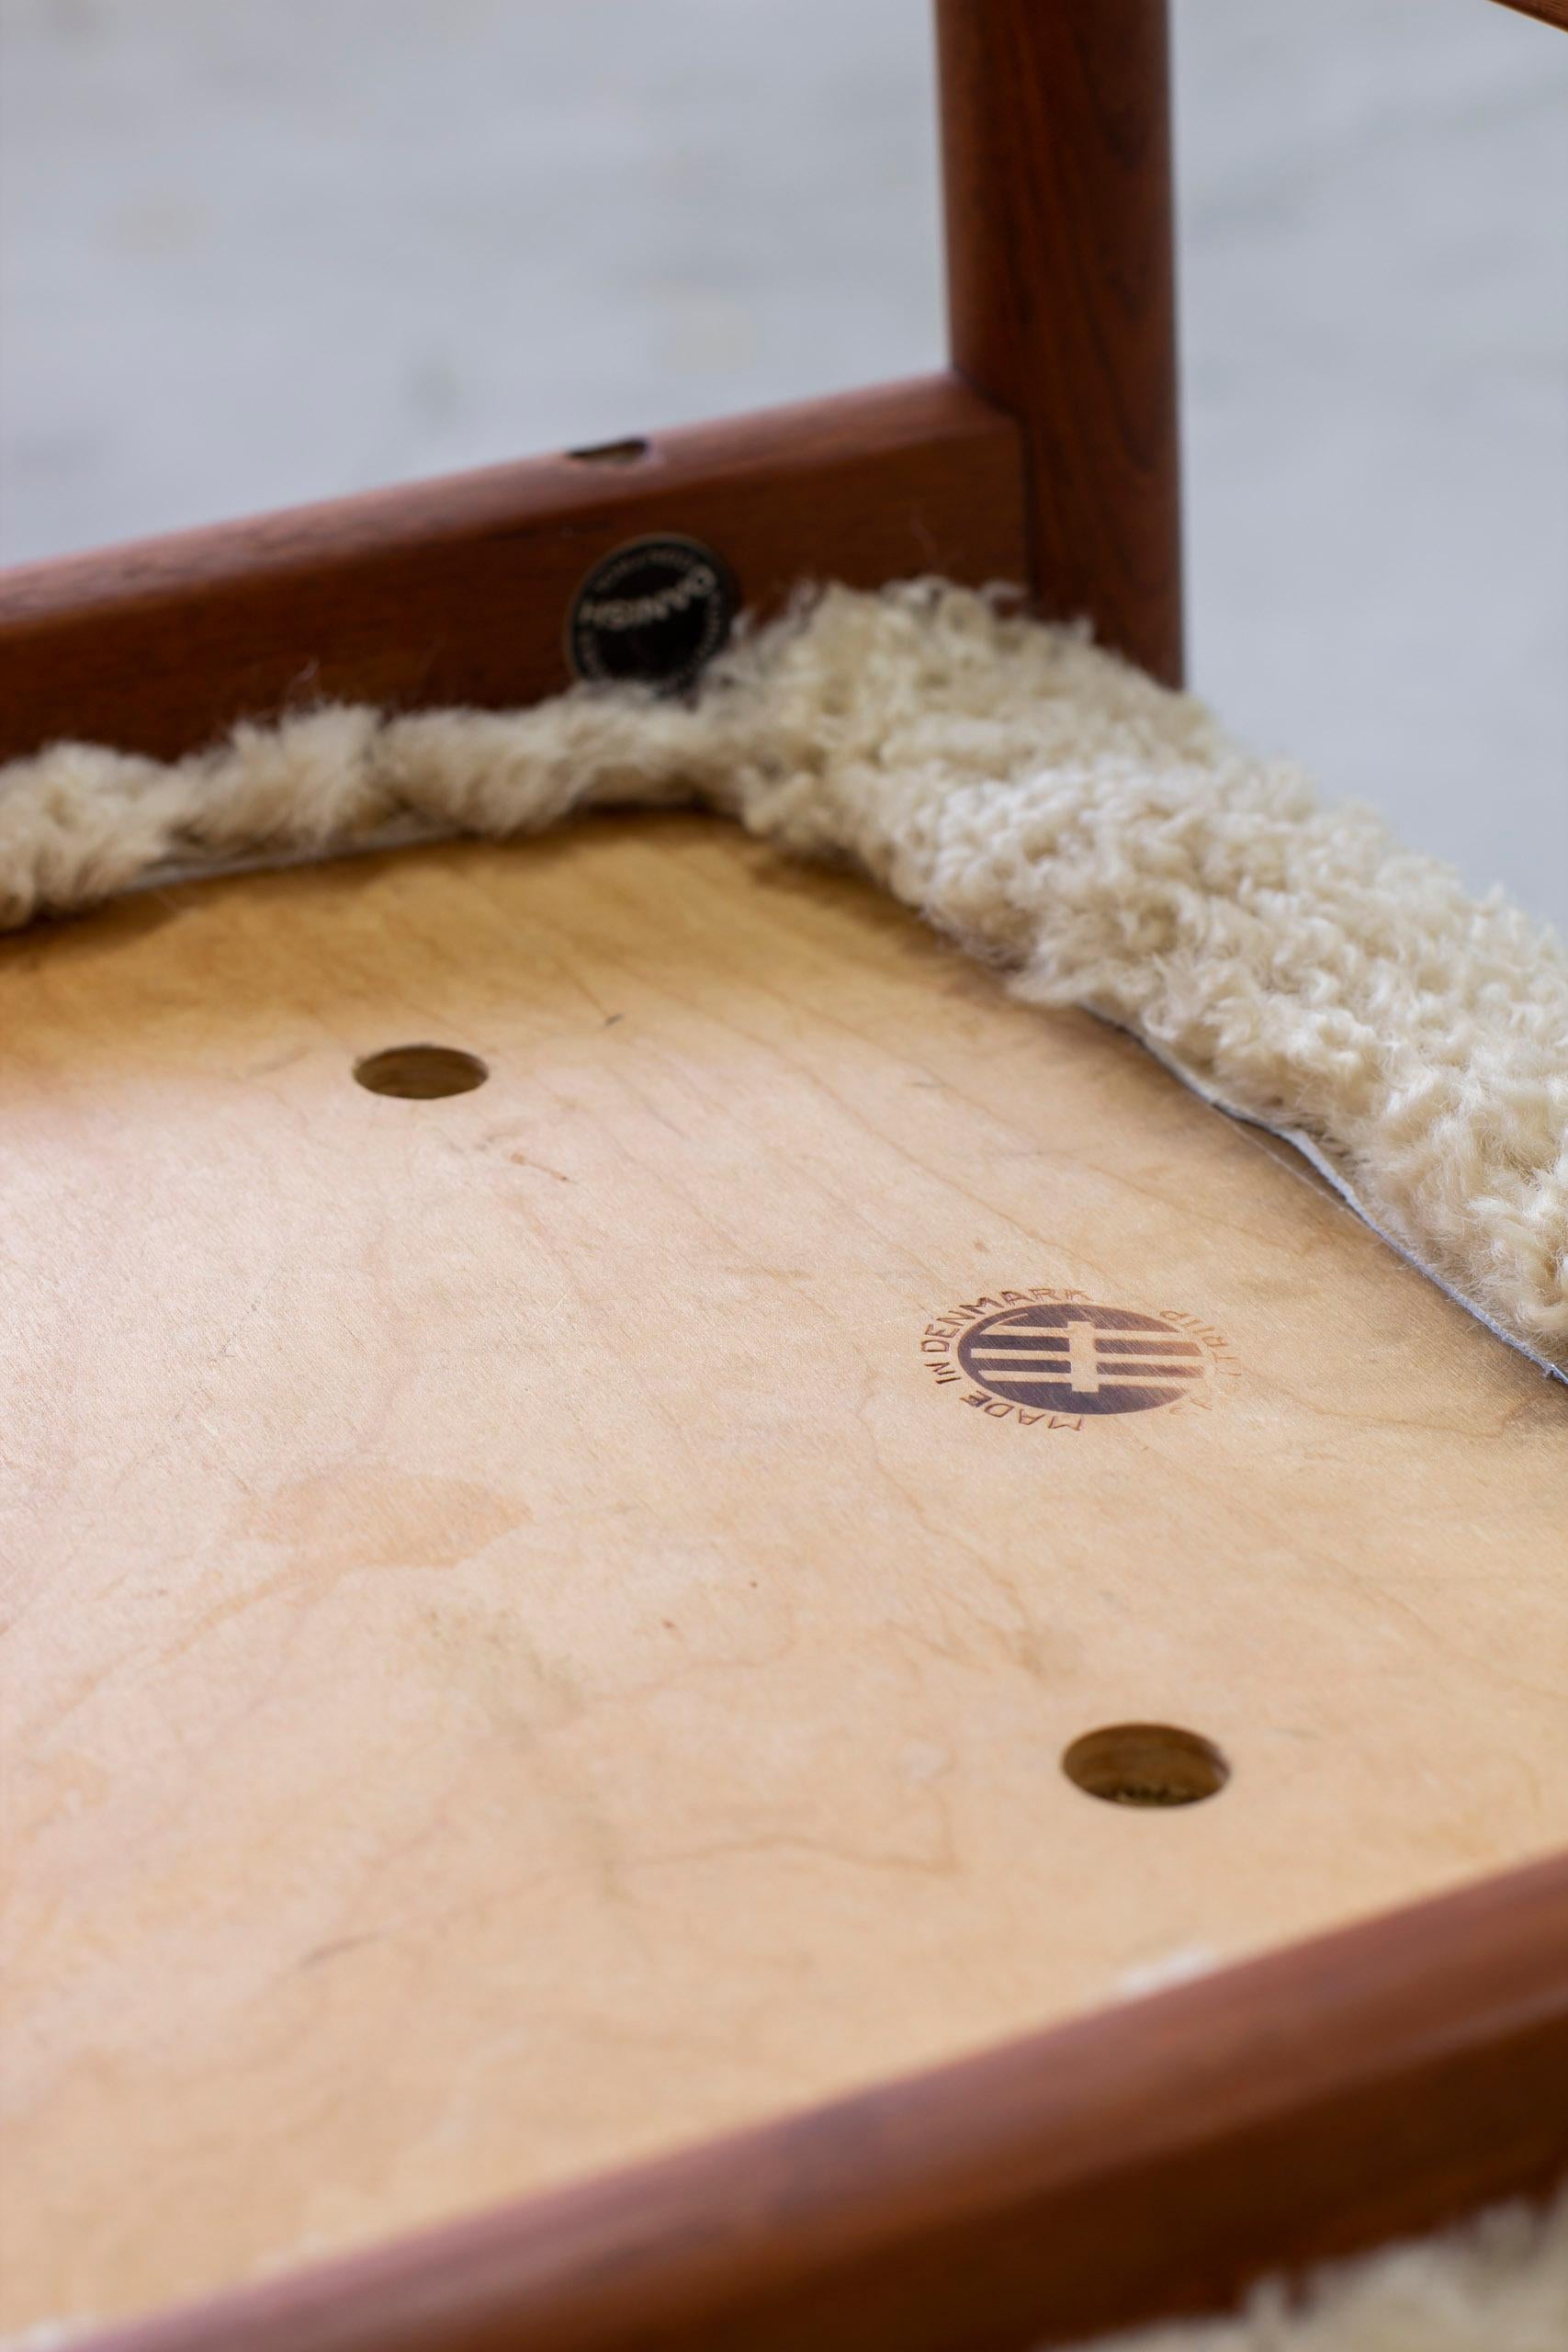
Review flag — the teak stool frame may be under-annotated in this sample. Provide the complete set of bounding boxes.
[4,6,1567,2348]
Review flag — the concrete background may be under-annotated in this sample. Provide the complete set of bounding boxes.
[2,0,1563,922]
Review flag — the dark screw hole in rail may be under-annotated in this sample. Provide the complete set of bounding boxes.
[1062,1723,1229,1809]
[566,435,650,467]
[354,1045,489,1101]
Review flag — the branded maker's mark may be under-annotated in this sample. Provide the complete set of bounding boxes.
[919,1289,1238,1430]
[567,534,738,694]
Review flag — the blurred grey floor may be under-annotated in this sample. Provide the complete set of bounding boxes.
[2,0,1564,923]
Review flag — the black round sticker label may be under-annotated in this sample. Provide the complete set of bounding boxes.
[567,535,739,693]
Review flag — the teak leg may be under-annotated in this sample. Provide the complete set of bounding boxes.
[937,0,1184,684]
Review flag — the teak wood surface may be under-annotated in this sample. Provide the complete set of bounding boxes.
[937,0,1182,687]
[1495,0,1568,31]
[5,817,1566,2342]
[0,375,1026,768]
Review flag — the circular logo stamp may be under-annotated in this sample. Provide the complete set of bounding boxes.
[567,535,739,694]
[919,1287,1238,1430]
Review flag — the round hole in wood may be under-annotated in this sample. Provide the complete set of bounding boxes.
[353,1045,489,1100]
[1061,1724,1229,1809]
[566,435,650,466]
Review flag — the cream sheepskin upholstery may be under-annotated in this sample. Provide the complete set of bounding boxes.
[2,580,1563,1377]
[1088,2185,1567,2352]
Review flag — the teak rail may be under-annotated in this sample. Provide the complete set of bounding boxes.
[90,1854,1568,2352]
[0,0,1183,765]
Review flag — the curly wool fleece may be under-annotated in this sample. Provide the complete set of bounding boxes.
[2,580,1563,1376]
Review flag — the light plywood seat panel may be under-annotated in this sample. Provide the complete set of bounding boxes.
[3,815,1564,2338]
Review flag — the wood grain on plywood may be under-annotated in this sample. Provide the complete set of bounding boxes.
[3,817,1564,2336]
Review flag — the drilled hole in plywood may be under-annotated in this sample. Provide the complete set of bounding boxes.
[566,435,650,466]
[353,1045,489,1100]
[1062,1724,1229,1809]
